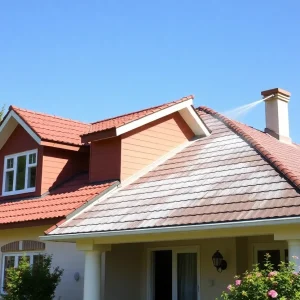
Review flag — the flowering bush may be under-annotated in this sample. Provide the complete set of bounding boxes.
[218,253,300,300]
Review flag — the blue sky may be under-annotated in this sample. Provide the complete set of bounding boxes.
[1,1,299,142]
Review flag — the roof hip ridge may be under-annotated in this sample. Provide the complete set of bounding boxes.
[198,106,300,190]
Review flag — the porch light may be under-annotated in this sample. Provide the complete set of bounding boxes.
[212,250,227,272]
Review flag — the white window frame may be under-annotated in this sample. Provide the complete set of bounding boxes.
[1,252,42,294]
[146,246,201,300]
[2,149,38,196]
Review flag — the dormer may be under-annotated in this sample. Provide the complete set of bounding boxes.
[0,106,90,199]
[82,95,210,182]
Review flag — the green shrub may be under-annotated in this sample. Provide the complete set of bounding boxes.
[3,254,63,300]
[218,253,300,300]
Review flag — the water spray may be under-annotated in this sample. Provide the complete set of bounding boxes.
[222,94,274,120]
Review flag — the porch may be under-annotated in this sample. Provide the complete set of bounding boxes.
[78,232,300,300]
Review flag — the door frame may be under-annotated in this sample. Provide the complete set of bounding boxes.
[146,246,201,300]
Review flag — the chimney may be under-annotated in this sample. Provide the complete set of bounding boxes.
[261,88,291,143]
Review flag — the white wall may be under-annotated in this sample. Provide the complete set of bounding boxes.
[0,226,84,300]
[46,241,84,300]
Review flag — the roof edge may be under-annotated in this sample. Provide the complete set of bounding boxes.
[44,180,120,235]
[40,216,300,242]
[81,95,197,141]
[198,106,300,190]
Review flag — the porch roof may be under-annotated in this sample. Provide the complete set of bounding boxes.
[47,109,300,236]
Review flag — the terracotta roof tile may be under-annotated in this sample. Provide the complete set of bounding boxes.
[84,95,194,136]
[9,95,194,145]
[49,110,300,235]
[199,106,300,190]
[10,106,90,146]
[0,173,116,225]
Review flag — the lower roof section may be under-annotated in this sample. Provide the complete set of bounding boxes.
[46,111,300,237]
[0,173,116,225]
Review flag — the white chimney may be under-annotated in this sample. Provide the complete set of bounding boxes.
[261,88,291,143]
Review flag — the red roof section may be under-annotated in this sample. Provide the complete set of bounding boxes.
[199,106,300,190]
[9,95,194,145]
[0,173,116,225]
[10,106,90,146]
[83,95,194,136]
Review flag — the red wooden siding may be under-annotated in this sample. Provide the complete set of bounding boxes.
[0,125,42,199]
[89,137,121,182]
[121,112,194,180]
[41,147,89,193]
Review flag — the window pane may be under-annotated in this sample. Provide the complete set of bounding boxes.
[33,254,44,265]
[27,166,36,189]
[285,249,289,264]
[5,171,14,192]
[177,253,197,300]
[6,158,14,169]
[29,153,36,165]
[257,250,281,270]
[18,256,30,264]
[16,155,26,190]
[3,256,15,291]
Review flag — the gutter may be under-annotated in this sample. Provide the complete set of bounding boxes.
[40,216,300,241]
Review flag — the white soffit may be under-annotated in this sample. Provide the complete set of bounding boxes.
[0,111,41,149]
[115,99,210,137]
[179,106,210,137]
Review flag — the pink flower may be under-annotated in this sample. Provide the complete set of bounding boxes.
[227,284,232,291]
[268,271,278,277]
[267,290,278,298]
[256,272,262,277]
[235,280,241,286]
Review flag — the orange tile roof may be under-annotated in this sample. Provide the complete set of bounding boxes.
[10,106,90,146]
[48,109,300,235]
[9,95,194,145]
[0,173,116,225]
[83,95,194,136]
[200,106,300,190]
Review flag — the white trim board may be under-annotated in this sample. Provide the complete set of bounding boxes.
[0,111,41,150]
[40,216,300,242]
[115,99,209,138]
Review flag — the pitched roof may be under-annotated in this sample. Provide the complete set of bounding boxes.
[10,106,90,146]
[83,95,194,136]
[8,95,194,145]
[48,108,300,235]
[0,173,116,225]
[200,107,300,190]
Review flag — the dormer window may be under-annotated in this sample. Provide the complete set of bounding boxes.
[2,149,37,196]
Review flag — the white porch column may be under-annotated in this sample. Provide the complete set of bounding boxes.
[77,242,111,300]
[84,250,102,300]
[288,240,300,271]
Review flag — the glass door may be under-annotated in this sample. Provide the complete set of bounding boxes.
[172,247,200,300]
[149,247,200,300]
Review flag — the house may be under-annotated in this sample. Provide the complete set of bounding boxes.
[0,106,115,299]
[1,88,300,300]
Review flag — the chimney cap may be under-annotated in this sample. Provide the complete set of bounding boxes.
[261,88,291,98]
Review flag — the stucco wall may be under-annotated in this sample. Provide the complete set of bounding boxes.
[104,238,237,300]
[0,226,84,300]
[105,243,144,300]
